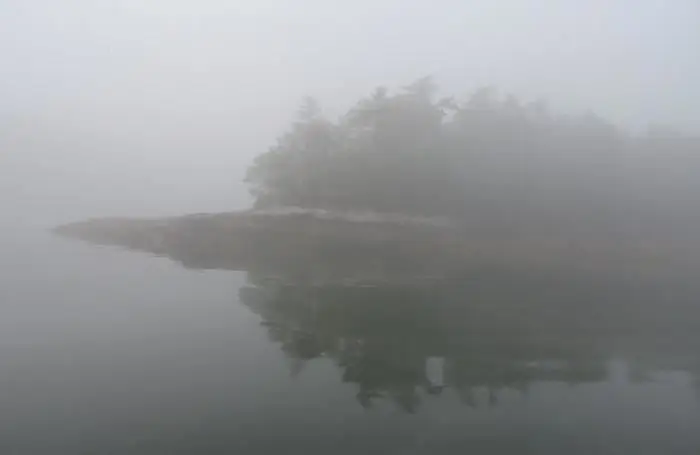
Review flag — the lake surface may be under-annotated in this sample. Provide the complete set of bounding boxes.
[2,228,700,454]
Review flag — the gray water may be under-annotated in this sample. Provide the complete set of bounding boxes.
[2,228,700,454]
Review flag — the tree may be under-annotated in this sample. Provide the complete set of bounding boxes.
[244,79,700,231]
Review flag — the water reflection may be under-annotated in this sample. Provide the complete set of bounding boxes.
[57,226,700,414]
[239,272,700,412]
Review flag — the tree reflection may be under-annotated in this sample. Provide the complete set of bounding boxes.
[58,221,700,411]
[237,272,700,412]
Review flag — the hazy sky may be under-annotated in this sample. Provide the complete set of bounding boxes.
[2,0,698,226]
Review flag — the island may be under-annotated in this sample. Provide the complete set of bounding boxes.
[55,80,700,285]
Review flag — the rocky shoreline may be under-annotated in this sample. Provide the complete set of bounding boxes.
[54,208,700,285]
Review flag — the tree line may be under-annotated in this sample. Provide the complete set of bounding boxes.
[245,78,700,233]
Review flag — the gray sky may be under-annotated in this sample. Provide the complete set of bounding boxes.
[2,0,699,226]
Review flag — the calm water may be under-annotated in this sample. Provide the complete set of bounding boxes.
[2,228,700,454]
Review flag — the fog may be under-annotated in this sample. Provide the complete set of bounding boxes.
[4,4,700,452]
[2,0,699,228]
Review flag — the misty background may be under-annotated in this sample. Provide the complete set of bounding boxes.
[2,0,699,228]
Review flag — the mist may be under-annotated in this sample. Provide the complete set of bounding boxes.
[2,0,699,229]
[5,3,700,452]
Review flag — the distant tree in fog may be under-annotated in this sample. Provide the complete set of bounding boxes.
[245,78,700,228]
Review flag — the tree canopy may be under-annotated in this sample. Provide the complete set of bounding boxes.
[246,79,700,232]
